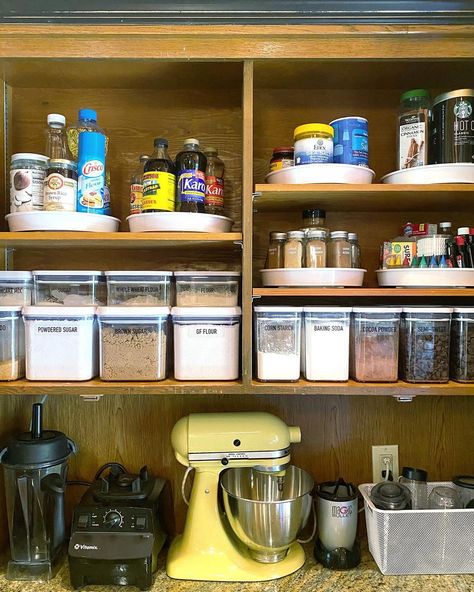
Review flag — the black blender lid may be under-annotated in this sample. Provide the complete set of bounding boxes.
[318,478,358,501]
[92,466,159,502]
[0,404,74,467]
[370,481,411,510]
[453,475,474,489]
[402,466,428,481]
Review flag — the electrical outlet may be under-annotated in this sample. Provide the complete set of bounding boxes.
[372,445,399,482]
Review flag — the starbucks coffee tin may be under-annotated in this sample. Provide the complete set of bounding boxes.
[430,89,474,164]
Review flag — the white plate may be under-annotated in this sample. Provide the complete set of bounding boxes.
[261,268,366,287]
[381,163,474,184]
[6,211,120,232]
[127,212,233,233]
[265,163,375,185]
[377,268,474,288]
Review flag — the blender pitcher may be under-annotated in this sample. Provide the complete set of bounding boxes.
[0,403,76,581]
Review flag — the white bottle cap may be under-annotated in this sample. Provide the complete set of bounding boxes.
[458,227,470,235]
[184,138,200,146]
[47,113,66,126]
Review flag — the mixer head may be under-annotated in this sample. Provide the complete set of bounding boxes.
[171,412,301,472]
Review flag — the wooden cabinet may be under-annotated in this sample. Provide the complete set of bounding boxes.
[0,24,473,557]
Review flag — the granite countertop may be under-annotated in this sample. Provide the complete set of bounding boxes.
[0,542,472,592]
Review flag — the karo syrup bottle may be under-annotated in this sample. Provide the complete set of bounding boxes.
[175,138,207,213]
[204,147,225,216]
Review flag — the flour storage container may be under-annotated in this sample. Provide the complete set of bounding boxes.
[0,272,33,305]
[304,307,351,381]
[172,307,241,380]
[400,307,453,383]
[23,306,98,380]
[105,271,173,306]
[0,306,25,381]
[254,306,302,382]
[450,308,474,383]
[351,307,402,382]
[98,307,170,381]
[32,270,106,306]
[174,271,240,306]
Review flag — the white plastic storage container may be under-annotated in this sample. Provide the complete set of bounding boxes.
[0,306,25,381]
[32,270,106,306]
[360,482,474,575]
[172,307,241,380]
[98,307,170,381]
[174,271,240,306]
[304,307,352,381]
[351,307,402,382]
[0,271,33,305]
[105,271,173,306]
[23,306,98,381]
[254,307,303,382]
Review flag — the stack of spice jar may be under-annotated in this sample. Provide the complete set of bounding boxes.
[254,305,474,384]
[265,208,361,269]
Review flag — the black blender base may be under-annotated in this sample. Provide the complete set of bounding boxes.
[314,538,361,570]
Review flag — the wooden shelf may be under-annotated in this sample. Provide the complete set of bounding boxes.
[0,232,243,250]
[254,287,474,297]
[251,379,474,396]
[253,184,474,212]
[0,379,244,396]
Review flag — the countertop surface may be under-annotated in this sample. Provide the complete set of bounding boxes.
[1,542,473,592]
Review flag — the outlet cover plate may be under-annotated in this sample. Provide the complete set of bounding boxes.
[372,444,399,482]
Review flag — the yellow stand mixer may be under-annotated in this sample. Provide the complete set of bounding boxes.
[166,412,313,582]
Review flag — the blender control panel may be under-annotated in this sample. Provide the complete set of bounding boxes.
[73,507,152,533]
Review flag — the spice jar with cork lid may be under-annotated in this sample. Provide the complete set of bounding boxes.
[305,230,327,268]
[328,231,351,268]
[284,231,305,268]
[265,232,287,269]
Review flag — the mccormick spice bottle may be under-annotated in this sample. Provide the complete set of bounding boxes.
[129,154,150,215]
[204,147,225,216]
[143,139,176,213]
[397,89,431,170]
[176,138,207,213]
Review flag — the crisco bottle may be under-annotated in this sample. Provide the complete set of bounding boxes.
[204,147,225,216]
[175,138,207,213]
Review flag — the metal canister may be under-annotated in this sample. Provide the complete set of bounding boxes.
[430,89,474,164]
[330,116,369,167]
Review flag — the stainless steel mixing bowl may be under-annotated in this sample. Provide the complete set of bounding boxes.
[220,465,314,563]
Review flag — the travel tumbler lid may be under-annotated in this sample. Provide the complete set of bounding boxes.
[402,466,428,482]
[0,403,76,468]
[317,478,358,502]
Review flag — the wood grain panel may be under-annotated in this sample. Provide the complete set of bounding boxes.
[0,393,472,548]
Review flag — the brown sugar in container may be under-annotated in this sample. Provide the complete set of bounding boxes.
[328,231,351,268]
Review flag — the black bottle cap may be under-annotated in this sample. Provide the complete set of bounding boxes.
[0,404,75,468]
[453,475,474,489]
[154,138,169,148]
[303,208,326,219]
[402,466,428,482]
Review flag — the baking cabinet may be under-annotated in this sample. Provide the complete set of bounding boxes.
[0,24,473,568]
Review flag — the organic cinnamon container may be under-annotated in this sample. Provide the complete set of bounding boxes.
[284,231,305,268]
[328,231,351,268]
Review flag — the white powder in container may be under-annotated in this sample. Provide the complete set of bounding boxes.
[23,306,98,381]
[257,352,300,381]
[303,307,352,381]
[172,307,241,380]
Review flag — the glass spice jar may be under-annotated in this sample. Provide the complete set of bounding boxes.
[302,208,329,233]
[269,147,294,172]
[305,230,327,268]
[348,232,361,268]
[265,232,287,269]
[328,231,351,268]
[284,231,305,268]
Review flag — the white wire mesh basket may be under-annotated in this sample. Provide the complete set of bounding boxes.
[359,482,474,575]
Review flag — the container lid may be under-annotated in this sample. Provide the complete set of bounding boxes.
[287,231,305,239]
[353,307,402,313]
[272,146,294,154]
[23,306,96,317]
[453,307,474,313]
[0,404,75,468]
[153,137,168,147]
[317,479,358,502]
[330,231,348,239]
[269,232,287,240]
[330,116,368,125]
[348,233,358,240]
[49,159,77,168]
[11,153,49,163]
[172,306,241,317]
[0,271,32,280]
[255,306,303,313]
[105,271,173,277]
[306,230,327,238]
[0,306,22,313]
[32,270,104,277]
[457,227,470,235]
[294,123,334,138]
[400,89,431,102]
[402,307,454,313]
[139,154,151,162]
[174,271,241,277]
[184,138,200,146]
[453,475,474,490]
[47,113,66,126]
[433,88,474,107]
[370,481,411,510]
[79,108,97,121]
[303,306,352,313]
[401,466,428,482]
[303,208,326,218]
[97,306,170,317]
